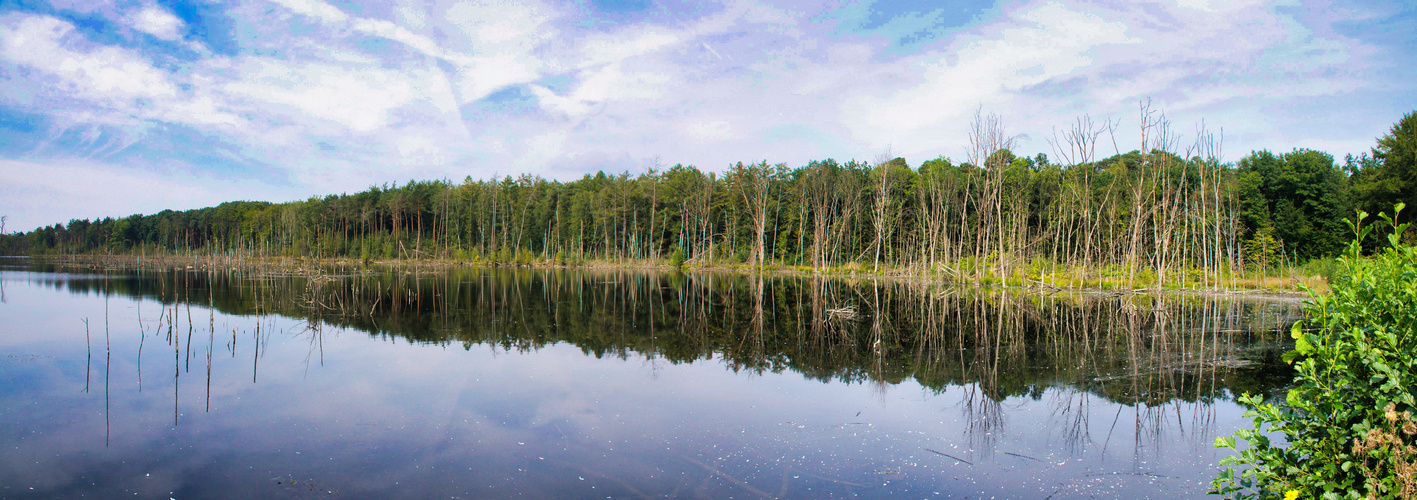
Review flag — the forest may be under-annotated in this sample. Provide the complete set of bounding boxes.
[3,108,1414,289]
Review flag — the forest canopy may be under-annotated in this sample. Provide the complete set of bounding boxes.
[3,110,1412,286]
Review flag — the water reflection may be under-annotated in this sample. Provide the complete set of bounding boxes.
[0,258,1299,498]
[26,265,1296,391]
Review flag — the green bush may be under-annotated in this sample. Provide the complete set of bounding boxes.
[731,247,748,264]
[1214,204,1417,499]
[669,247,686,269]
[1301,256,1341,283]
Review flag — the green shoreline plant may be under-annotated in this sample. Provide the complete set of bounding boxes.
[1214,204,1416,499]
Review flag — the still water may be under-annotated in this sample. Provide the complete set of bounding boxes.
[0,258,1298,498]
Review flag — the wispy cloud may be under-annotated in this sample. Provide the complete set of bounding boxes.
[127,4,185,41]
[0,0,1411,231]
[0,157,302,230]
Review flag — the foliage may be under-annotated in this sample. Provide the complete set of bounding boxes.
[1236,149,1350,260]
[1214,204,1417,499]
[1353,112,1417,228]
[669,247,686,269]
[0,111,1412,285]
[1299,256,1341,283]
[1244,226,1283,273]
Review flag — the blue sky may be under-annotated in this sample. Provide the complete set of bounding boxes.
[0,0,1413,232]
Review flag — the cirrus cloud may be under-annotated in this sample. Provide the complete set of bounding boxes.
[0,0,1412,232]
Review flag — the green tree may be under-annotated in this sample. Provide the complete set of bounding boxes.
[1354,111,1417,229]
[1236,149,1349,260]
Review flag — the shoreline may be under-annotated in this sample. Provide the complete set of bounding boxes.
[1,252,1317,299]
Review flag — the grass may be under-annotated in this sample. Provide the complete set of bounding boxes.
[36,247,1330,295]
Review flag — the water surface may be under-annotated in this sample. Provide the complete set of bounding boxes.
[0,258,1298,498]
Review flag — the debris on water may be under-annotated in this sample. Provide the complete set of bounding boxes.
[924,448,973,465]
[826,306,857,320]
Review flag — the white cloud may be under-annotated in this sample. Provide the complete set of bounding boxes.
[0,158,298,231]
[262,0,559,106]
[1175,0,1216,12]
[577,28,682,67]
[1175,0,1272,14]
[127,5,184,41]
[683,120,736,143]
[440,0,558,103]
[530,63,671,119]
[450,53,542,103]
[224,58,419,133]
[444,0,555,48]
[351,17,453,60]
[266,0,348,24]
[832,0,1376,162]
[844,2,1137,153]
[526,84,588,117]
[0,0,1403,231]
[266,0,488,73]
[0,14,244,135]
[394,134,445,165]
[1,15,178,102]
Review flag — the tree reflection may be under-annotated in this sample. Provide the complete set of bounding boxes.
[32,261,1298,454]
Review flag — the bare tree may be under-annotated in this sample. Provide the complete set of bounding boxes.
[1047,115,1114,277]
[802,160,859,269]
[1187,120,1230,288]
[729,161,773,268]
[646,156,662,260]
[966,107,1022,281]
[869,146,903,273]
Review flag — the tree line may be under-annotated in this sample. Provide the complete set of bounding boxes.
[3,108,1413,287]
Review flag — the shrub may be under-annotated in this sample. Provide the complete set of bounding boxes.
[1214,205,1416,499]
[1301,256,1341,283]
[669,247,686,269]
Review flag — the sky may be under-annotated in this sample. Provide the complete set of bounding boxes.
[0,0,1413,232]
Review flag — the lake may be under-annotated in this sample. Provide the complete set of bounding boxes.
[0,257,1298,498]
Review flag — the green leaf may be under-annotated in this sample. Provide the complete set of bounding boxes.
[1216,436,1236,449]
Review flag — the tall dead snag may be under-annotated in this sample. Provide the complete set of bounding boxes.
[1049,115,1112,283]
[645,157,662,260]
[729,161,772,268]
[1124,100,1165,289]
[967,108,1022,281]
[915,156,964,273]
[804,163,832,269]
[802,160,863,269]
[1186,122,1232,289]
[869,149,906,273]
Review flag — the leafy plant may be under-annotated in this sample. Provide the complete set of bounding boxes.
[1215,204,1417,499]
[669,247,686,269]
